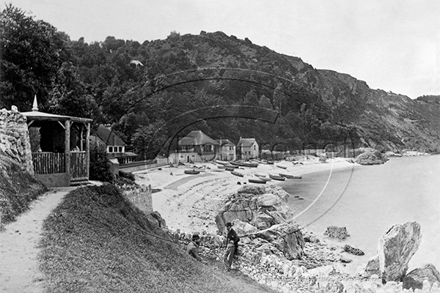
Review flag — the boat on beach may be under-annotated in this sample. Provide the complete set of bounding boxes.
[215,160,229,165]
[230,160,259,168]
[275,164,288,169]
[184,169,200,175]
[269,174,286,181]
[231,170,244,177]
[248,177,266,184]
[279,172,303,179]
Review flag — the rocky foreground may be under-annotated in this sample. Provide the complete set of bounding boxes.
[140,184,440,293]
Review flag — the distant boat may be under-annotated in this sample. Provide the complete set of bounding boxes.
[231,161,258,168]
[248,177,266,184]
[269,174,286,181]
[267,160,274,165]
[231,170,244,177]
[215,160,229,165]
[255,172,267,178]
[275,164,288,169]
[216,164,225,169]
[279,172,303,179]
[184,169,200,175]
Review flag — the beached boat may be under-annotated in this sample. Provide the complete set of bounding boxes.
[231,170,244,177]
[269,174,286,181]
[225,167,235,171]
[292,175,302,179]
[184,169,200,175]
[255,172,267,178]
[216,164,225,169]
[248,177,266,184]
[215,160,229,165]
[275,164,288,169]
[267,161,274,165]
[230,161,259,168]
[279,172,294,179]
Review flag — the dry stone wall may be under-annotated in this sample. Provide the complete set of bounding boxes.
[0,106,33,174]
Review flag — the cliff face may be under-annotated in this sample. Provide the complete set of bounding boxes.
[184,32,440,152]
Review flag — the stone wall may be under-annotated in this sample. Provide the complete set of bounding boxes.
[0,106,33,174]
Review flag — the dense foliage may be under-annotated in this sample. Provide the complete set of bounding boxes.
[2,5,439,157]
[89,143,114,182]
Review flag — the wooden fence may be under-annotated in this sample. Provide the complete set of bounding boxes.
[71,151,87,180]
[32,152,66,174]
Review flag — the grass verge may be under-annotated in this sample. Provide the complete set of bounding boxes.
[0,153,47,227]
[39,184,276,293]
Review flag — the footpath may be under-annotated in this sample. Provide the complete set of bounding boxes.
[0,187,77,293]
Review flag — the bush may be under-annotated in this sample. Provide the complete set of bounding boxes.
[118,170,135,181]
[89,142,114,182]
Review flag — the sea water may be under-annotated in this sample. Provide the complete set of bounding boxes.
[280,155,440,272]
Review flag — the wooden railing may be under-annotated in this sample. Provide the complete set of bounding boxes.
[71,151,87,180]
[32,152,66,174]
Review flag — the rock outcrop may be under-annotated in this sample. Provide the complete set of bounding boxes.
[378,221,422,281]
[324,226,350,240]
[403,264,440,291]
[215,185,293,231]
[355,149,388,165]
[0,106,33,174]
[343,244,364,256]
[364,221,422,282]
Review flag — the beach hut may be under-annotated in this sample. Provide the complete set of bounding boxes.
[22,96,92,187]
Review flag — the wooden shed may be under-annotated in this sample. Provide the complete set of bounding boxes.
[21,98,92,187]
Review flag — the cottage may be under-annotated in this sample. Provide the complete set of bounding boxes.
[169,130,219,163]
[90,125,137,164]
[216,138,236,161]
[237,137,259,160]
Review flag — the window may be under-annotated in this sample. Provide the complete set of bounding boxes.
[119,146,123,152]
[203,145,212,152]
[108,146,113,153]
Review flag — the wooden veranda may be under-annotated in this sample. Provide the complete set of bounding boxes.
[22,98,92,187]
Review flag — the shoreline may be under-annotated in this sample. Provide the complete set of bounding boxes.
[134,157,357,235]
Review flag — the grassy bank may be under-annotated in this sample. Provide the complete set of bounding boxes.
[39,184,276,293]
[0,153,46,227]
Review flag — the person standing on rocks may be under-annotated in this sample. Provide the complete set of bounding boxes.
[224,222,239,271]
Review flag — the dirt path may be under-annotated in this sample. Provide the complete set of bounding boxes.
[0,187,77,293]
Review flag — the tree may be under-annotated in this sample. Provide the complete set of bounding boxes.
[48,62,100,119]
[0,5,68,110]
[132,120,168,159]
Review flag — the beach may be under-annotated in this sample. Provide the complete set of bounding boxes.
[134,157,355,235]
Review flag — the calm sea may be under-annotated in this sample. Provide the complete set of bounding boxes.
[280,155,440,272]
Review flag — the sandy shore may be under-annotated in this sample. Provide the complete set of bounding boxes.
[134,157,356,235]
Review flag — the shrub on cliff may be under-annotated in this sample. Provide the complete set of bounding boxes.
[89,143,114,182]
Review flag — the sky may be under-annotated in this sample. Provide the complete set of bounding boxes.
[5,0,440,99]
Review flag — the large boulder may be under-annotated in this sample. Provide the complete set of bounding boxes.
[231,219,257,236]
[355,149,388,165]
[215,185,293,232]
[256,223,305,260]
[403,264,440,291]
[367,221,422,282]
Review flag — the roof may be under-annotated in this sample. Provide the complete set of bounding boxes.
[216,138,236,147]
[95,125,126,146]
[22,95,92,123]
[179,130,219,146]
[237,138,258,147]
[21,110,92,123]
